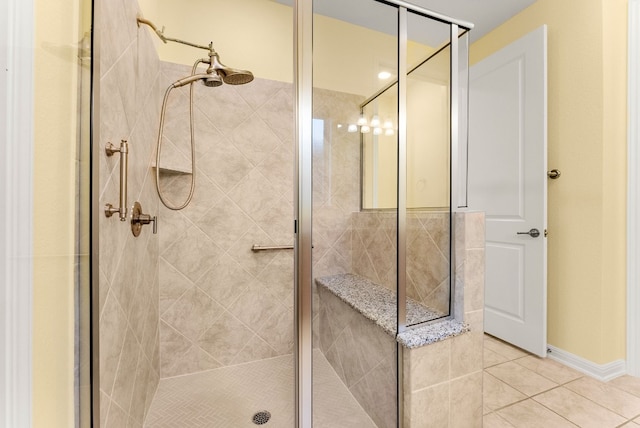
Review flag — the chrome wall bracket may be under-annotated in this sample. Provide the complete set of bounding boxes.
[131,201,157,237]
[104,140,129,221]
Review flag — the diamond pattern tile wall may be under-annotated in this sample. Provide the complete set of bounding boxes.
[318,286,397,428]
[352,210,451,315]
[99,0,161,425]
[156,65,366,380]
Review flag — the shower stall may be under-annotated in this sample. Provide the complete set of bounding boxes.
[91,0,483,427]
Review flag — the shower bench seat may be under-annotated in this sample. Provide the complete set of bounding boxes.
[315,273,467,348]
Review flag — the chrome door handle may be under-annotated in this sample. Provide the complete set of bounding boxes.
[517,228,540,238]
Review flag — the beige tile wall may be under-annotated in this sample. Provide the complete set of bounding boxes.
[318,285,397,428]
[311,88,364,346]
[156,64,295,377]
[156,71,363,376]
[403,212,485,428]
[352,210,451,314]
[98,0,162,425]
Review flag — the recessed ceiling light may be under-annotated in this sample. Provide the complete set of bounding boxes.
[378,71,392,80]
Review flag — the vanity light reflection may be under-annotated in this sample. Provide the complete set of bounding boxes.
[344,115,395,135]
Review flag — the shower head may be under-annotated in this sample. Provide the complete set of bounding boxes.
[169,48,253,89]
[209,52,254,85]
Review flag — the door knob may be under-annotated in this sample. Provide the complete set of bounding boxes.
[517,228,540,238]
[547,169,561,179]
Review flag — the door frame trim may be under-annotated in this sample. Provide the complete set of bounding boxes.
[627,0,640,377]
[472,25,548,357]
[0,0,34,424]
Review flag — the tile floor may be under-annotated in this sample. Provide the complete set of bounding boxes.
[483,334,640,427]
[144,349,376,427]
[144,335,640,427]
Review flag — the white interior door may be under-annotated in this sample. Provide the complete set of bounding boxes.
[468,26,548,357]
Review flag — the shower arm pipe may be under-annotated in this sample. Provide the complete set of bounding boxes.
[137,16,213,52]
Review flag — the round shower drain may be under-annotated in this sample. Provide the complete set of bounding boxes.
[252,410,271,425]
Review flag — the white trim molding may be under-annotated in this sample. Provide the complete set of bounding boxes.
[628,0,640,378]
[547,345,627,382]
[1,0,34,425]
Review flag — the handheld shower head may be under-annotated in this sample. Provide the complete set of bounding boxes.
[209,52,254,85]
[171,71,222,88]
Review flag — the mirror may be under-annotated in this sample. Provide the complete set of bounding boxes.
[362,42,451,210]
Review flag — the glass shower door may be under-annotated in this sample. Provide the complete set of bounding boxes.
[310,1,399,426]
[95,0,297,425]
[306,1,472,427]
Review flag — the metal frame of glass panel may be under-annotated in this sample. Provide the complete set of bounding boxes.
[91,0,102,425]
[294,1,313,427]
[296,1,472,426]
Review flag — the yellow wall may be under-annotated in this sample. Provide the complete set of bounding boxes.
[471,0,627,364]
[33,0,89,425]
[138,0,293,82]
[137,0,431,96]
[362,77,450,209]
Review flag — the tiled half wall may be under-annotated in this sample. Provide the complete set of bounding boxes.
[319,212,485,428]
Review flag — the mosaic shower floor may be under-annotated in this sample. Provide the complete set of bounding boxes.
[144,349,377,428]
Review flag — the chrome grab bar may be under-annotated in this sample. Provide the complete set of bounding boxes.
[251,244,294,252]
[104,140,129,221]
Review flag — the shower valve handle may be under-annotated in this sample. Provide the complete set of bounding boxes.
[138,214,157,234]
[131,201,157,237]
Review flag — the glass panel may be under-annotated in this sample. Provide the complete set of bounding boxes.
[96,0,295,425]
[77,13,92,428]
[362,86,398,209]
[313,0,399,426]
[404,12,452,326]
[457,29,470,209]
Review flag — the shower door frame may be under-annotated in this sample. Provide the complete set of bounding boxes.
[1,0,35,425]
[294,1,472,427]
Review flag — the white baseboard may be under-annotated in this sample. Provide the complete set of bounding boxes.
[546,345,627,382]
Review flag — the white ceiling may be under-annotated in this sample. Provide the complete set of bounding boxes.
[408,0,538,41]
[274,0,537,44]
